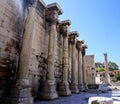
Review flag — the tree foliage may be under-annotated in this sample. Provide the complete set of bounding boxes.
[115,73,120,80]
[108,61,119,70]
[96,67,105,72]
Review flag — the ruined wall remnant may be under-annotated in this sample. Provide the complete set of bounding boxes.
[85,55,96,84]
[0,0,25,94]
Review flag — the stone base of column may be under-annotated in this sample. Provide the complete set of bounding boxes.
[70,82,79,94]
[83,83,88,91]
[41,80,58,100]
[78,83,84,91]
[1,79,33,104]
[58,81,71,96]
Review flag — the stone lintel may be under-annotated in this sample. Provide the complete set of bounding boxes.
[69,31,79,37]
[77,40,84,44]
[82,44,88,55]
[47,3,63,15]
[60,20,71,26]
[82,44,88,49]
[38,0,46,7]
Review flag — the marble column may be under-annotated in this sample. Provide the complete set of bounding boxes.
[104,53,110,84]
[81,45,88,91]
[58,20,71,96]
[76,40,84,91]
[41,3,62,100]
[69,31,79,93]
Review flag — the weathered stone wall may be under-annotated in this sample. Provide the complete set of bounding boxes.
[85,55,96,84]
[0,0,48,96]
[54,24,63,89]
[27,0,63,95]
[0,0,26,95]
[26,0,47,95]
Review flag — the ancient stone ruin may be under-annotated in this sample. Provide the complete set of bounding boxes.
[0,0,96,103]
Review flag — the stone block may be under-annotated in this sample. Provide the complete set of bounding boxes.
[0,27,9,37]
[4,8,15,19]
[0,0,8,8]
[88,97,113,104]
[0,6,5,17]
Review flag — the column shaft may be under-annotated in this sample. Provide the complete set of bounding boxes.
[70,43,79,93]
[78,50,84,91]
[47,23,56,81]
[63,37,69,81]
[82,45,88,90]
[104,53,110,84]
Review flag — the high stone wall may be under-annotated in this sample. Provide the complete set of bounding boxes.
[0,0,26,94]
[0,0,49,96]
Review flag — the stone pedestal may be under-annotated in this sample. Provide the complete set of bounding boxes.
[9,79,33,104]
[58,20,71,96]
[78,83,84,91]
[58,81,71,96]
[70,83,79,93]
[83,83,88,91]
[88,97,113,104]
[41,80,58,99]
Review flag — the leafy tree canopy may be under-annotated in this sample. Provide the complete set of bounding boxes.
[108,61,119,70]
[96,67,105,72]
[115,73,120,80]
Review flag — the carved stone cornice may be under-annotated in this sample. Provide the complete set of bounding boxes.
[47,3,63,14]
[68,31,79,44]
[60,20,71,36]
[76,40,84,51]
[61,20,71,26]
[81,45,88,56]
[46,3,63,24]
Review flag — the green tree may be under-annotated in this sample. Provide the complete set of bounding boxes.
[96,67,105,72]
[108,61,119,70]
[115,73,120,80]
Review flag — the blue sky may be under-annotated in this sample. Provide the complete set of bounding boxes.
[44,0,120,67]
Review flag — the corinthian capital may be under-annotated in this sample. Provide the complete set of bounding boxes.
[46,3,63,24]
[76,40,84,51]
[69,31,79,44]
[81,45,88,56]
[60,20,71,37]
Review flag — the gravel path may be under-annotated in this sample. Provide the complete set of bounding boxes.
[34,84,120,104]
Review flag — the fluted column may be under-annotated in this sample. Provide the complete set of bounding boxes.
[58,20,71,96]
[104,53,110,84]
[76,40,84,91]
[69,31,79,93]
[81,45,88,91]
[41,3,62,100]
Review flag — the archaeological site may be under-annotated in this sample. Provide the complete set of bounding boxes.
[0,0,98,103]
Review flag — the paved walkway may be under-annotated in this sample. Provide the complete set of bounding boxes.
[34,85,120,104]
